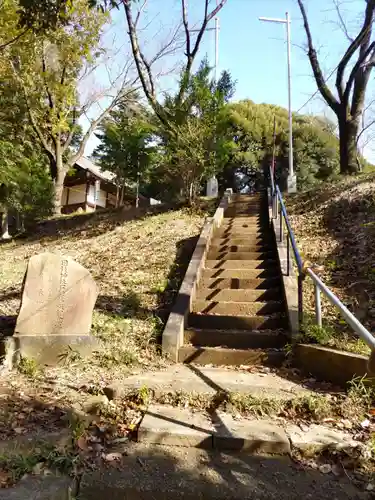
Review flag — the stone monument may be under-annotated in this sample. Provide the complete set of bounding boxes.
[206,176,218,198]
[7,252,98,365]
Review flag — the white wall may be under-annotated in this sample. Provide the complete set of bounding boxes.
[87,184,107,208]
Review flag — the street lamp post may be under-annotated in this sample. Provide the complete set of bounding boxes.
[259,12,297,193]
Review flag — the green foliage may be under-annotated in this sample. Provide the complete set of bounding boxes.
[17,0,118,32]
[93,98,157,196]
[0,141,53,221]
[17,357,40,378]
[302,321,334,345]
[1,0,111,213]
[220,100,341,191]
[158,59,237,203]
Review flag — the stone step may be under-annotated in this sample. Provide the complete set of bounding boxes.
[224,212,261,218]
[178,346,285,366]
[221,218,265,226]
[117,364,309,399]
[184,328,288,348]
[214,236,274,246]
[138,405,290,452]
[216,228,271,237]
[200,276,282,289]
[222,217,264,224]
[188,312,287,330]
[209,244,274,253]
[220,223,264,231]
[192,300,284,316]
[207,251,275,261]
[205,259,278,270]
[201,268,280,280]
[195,288,282,302]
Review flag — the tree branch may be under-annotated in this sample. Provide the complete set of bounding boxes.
[344,41,375,105]
[357,117,375,146]
[333,0,353,43]
[336,0,375,103]
[69,88,135,167]
[0,29,29,51]
[42,47,54,110]
[61,107,77,154]
[297,0,339,113]
[177,0,227,103]
[10,59,55,159]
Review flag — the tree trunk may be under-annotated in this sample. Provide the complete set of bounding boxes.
[52,152,67,215]
[1,210,10,240]
[338,116,360,174]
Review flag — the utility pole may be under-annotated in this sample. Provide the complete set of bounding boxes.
[259,12,296,193]
[136,159,140,209]
[189,5,220,198]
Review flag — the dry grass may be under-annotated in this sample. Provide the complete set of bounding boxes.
[286,173,375,354]
[0,203,213,413]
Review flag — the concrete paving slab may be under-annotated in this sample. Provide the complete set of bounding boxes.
[137,405,214,448]
[213,413,291,454]
[119,365,310,400]
[286,424,358,452]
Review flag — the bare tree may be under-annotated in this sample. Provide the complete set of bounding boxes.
[121,0,228,130]
[297,0,375,174]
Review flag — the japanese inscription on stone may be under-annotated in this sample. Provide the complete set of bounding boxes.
[15,253,98,337]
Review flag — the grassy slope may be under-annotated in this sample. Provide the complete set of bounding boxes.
[287,173,375,354]
[0,204,211,389]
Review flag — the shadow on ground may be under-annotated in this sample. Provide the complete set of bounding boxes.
[11,204,180,246]
[78,442,372,500]
[0,390,371,500]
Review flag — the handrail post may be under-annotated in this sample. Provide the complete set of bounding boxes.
[298,273,303,329]
[279,205,283,242]
[287,236,290,276]
[314,283,322,328]
[275,193,278,220]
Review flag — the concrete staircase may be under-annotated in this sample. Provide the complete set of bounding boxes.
[179,193,289,366]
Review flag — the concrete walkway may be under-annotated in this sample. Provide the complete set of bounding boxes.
[117,365,310,399]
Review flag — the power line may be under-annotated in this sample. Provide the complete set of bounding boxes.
[296,64,339,113]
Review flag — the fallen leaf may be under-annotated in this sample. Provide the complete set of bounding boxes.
[103,452,122,462]
[0,469,11,488]
[366,483,374,491]
[323,418,336,424]
[77,436,89,451]
[319,464,332,474]
[13,427,24,434]
[32,462,44,475]
[361,419,370,429]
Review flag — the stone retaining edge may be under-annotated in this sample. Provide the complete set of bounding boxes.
[162,194,232,362]
[294,343,373,387]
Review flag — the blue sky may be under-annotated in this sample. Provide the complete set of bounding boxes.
[84,0,375,160]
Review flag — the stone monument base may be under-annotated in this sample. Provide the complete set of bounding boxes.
[4,334,99,368]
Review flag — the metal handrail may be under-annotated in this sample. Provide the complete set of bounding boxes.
[306,268,375,349]
[275,185,303,273]
[268,165,375,352]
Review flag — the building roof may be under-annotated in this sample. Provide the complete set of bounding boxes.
[75,156,116,183]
